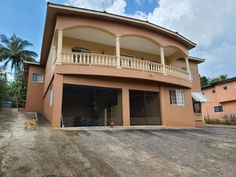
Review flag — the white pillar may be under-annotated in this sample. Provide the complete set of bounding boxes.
[116,35,121,68]
[185,56,191,80]
[57,29,63,64]
[160,46,166,74]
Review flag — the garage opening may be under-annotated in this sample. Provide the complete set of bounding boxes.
[130,90,161,125]
[62,84,122,127]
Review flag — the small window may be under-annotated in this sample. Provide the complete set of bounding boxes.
[169,89,185,105]
[189,70,194,81]
[214,106,223,112]
[32,74,44,83]
[223,86,227,90]
[212,89,215,93]
[49,85,53,107]
[72,47,90,53]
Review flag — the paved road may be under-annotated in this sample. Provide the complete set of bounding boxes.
[0,108,236,177]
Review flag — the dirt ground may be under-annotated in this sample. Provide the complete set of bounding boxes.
[0,108,236,177]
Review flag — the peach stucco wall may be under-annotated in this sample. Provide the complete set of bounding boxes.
[215,81,236,103]
[55,16,189,54]
[55,64,191,88]
[160,86,195,127]
[170,59,201,92]
[25,65,44,113]
[202,80,236,120]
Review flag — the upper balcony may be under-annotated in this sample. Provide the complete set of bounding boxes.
[49,26,192,87]
[59,52,189,80]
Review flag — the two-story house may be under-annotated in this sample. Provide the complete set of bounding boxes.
[202,77,236,120]
[24,3,207,128]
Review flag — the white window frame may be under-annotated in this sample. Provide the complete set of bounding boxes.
[214,106,223,112]
[170,89,185,106]
[32,73,44,83]
[189,69,194,81]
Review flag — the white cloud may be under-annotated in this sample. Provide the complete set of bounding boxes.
[65,0,113,11]
[146,0,235,47]
[198,43,236,77]
[106,0,126,15]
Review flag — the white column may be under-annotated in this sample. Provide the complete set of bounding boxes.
[160,46,166,74]
[56,29,63,64]
[185,56,191,80]
[116,35,121,68]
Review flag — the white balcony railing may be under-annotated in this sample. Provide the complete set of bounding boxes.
[61,52,189,80]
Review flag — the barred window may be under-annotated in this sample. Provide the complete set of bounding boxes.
[32,74,44,83]
[169,89,185,105]
[214,106,223,112]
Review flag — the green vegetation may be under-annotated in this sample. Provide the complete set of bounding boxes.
[0,67,7,108]
[0,34,38,108]
[0,33,37,79]
[205,114,236,125]
[200,74,228,87]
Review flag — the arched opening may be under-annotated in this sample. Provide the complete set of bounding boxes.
[164,46,187,65]
[120,34,161,63]
[62,26,116,55]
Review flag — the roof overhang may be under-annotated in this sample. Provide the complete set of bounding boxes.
[40,2,196,66]
[192,92,208,103]
[189,56,205,63]
[23,61,41,71]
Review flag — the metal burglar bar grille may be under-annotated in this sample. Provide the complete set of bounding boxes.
[130,90,161,125]
[62,84,122,127]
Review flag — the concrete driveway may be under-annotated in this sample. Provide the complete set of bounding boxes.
[0,108,236,177]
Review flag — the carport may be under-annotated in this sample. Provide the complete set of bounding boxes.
[62,84,122,127]
[130,90,161,125]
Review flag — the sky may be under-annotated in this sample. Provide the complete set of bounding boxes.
[0,0,236,78]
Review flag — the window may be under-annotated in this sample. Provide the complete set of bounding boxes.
[223,86,227,90]
[212,89,215,93]
[49,85,53,107]
[214,106,223,112]
[72,47,90,53]
[32,74,44,83]
[169,89,185,105]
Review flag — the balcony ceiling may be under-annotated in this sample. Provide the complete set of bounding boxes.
[64,28,177,57]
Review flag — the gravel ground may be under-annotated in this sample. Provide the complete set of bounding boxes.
[0,108,236,177]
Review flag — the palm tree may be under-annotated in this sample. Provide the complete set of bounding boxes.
[0,34,37,79]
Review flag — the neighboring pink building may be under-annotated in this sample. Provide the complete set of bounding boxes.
[202,77,236,120]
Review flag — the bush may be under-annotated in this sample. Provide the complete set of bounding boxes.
[223,114,236,125]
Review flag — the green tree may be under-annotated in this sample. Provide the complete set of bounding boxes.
[0,66,7,108]
[7,69,27,108]
[200,75,209,87]
[0,34,37,79]
[209,74,228,84]
[200,74,229,87]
